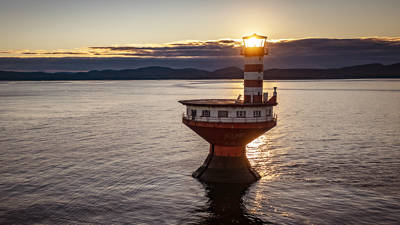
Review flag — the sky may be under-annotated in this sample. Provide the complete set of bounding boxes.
[1,0,400,71]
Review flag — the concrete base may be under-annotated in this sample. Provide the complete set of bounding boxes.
[193,145,261,183]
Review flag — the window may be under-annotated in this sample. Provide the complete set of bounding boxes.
[236,111,246,118]
[218,111,228,118]
[191,109,197,117]
[253,110,261,117]
[201,110,210,117]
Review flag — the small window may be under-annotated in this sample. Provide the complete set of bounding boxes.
[236,111,246,118]
[191,109,197,117]
[218,110,228,118]
[253,110,261,117]
[201,110,210,117]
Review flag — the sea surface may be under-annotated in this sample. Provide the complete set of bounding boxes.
[0,79,399,224]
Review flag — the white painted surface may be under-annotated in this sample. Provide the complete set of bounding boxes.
[244,72,263,80]
[244,87,263,95]
[184,105,275,123]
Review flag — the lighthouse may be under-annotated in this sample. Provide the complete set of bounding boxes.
[179,34,277,183]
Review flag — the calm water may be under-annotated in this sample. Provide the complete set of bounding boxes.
[0,79,399,224]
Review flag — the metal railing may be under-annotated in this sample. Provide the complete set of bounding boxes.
[182,113,277,123]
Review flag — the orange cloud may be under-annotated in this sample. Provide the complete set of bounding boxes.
[1,37,400,70]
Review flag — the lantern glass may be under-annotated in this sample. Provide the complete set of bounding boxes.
[243,37,265,48]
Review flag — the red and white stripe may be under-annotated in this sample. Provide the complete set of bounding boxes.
[244,56,264,103]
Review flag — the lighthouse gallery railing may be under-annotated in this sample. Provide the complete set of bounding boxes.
[182,113,277,123]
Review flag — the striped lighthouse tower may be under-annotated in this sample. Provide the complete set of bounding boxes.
[241,34,268,104]
[179,33,278,183]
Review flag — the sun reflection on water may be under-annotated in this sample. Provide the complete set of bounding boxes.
[245,131,291,217]
[246,133,280,181]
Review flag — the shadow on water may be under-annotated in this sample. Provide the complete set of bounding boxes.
[196,182,272,225]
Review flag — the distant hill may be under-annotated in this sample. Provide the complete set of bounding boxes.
[0,63,399,81]
[264,63,400,79]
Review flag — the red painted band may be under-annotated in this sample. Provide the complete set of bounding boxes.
[253,95,262,103]
[244,64,263,72]
[244,80,263,87]
[213,145,245,157]
[268,95,277,104]
[182,119,277,146]
[243,94,262,103]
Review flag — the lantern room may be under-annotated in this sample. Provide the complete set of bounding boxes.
[241,33,268,56]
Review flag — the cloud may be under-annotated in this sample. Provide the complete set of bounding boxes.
[265,37,400,68]
[0,39,241,58]
[269,38,400,56]
[1,37,400,71]
[21,51,87,55]
[88,39,241,57]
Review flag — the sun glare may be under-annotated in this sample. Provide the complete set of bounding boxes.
[244,37,265,47]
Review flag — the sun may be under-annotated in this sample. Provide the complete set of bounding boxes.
[243,34,267,48]
[246,37,262,47]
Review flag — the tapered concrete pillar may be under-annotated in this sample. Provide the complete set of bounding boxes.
[192,144,261,183]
